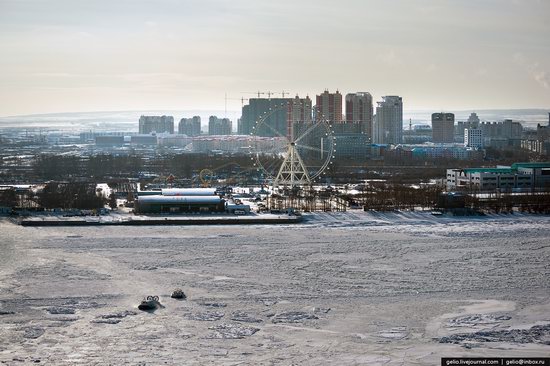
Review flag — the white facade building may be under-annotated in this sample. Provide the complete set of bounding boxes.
[446,168,533,191]
[464,128,484,148]
[447,163,550,191]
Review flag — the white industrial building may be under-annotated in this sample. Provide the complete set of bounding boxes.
[134,187,251,214]
[446,162,550,191]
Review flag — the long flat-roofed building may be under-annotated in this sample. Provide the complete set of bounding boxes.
[446,162,550,191]
[134,195,225,214]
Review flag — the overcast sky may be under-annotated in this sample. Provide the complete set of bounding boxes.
[0,0,549,116]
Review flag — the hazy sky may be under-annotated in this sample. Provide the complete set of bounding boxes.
[0,0,549,116]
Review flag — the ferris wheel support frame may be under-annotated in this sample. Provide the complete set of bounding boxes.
[273,142,312,187]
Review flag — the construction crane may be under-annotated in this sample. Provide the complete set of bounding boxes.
[241,91,267,98]
[241,91,291,99]
[225,95,249,108]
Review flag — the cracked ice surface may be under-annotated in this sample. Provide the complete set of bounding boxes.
[0,212,549,365]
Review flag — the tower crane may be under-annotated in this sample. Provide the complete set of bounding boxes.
[241,91,292,99]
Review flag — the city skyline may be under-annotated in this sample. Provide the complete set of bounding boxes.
[1,0,549,117]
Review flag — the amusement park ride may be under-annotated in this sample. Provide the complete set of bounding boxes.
[194,99,336,190]
[249,101,335,189]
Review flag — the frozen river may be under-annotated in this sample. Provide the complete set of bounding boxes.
[1,212,549,365]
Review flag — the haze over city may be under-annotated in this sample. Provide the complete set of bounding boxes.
[2,1,550,365]
[1,0,549,117]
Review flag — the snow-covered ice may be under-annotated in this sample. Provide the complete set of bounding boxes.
[1,212,549,365]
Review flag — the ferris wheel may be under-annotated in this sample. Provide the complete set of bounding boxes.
[249,101,335,187]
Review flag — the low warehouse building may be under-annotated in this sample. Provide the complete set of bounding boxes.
[135,195,225,214]
[226,203,251,214]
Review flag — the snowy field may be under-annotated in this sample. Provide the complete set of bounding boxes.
[1,212,549,365]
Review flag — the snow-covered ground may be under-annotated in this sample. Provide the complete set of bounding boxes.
[1,213,549,365]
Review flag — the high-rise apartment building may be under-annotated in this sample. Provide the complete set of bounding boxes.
[178,116,201,136]
[432,112,455,143]
[239,98,292,136]
[316,90,342,123]
[288,95,313,124]
[138,115,174,134]
[345,92,373,139]
[208,116,232,135]
[287,95,313,139]
[239,96,312,138]
[373,96,403,144]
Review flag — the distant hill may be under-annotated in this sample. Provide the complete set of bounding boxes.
[403,109,549,128]
[0,108,548,132]
[0,110,240,132]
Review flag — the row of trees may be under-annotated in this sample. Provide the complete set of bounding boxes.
[38,182,105,209]
[29,154,265,181]
[463,191,550,214]
[1,182,107,211]
[0,188,17,207]
[10,150,547,187]
[267,184,550,214]
[264,184,443,212]
[32,155,144,180]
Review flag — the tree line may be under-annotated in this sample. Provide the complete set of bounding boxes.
[28,153,267,181]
